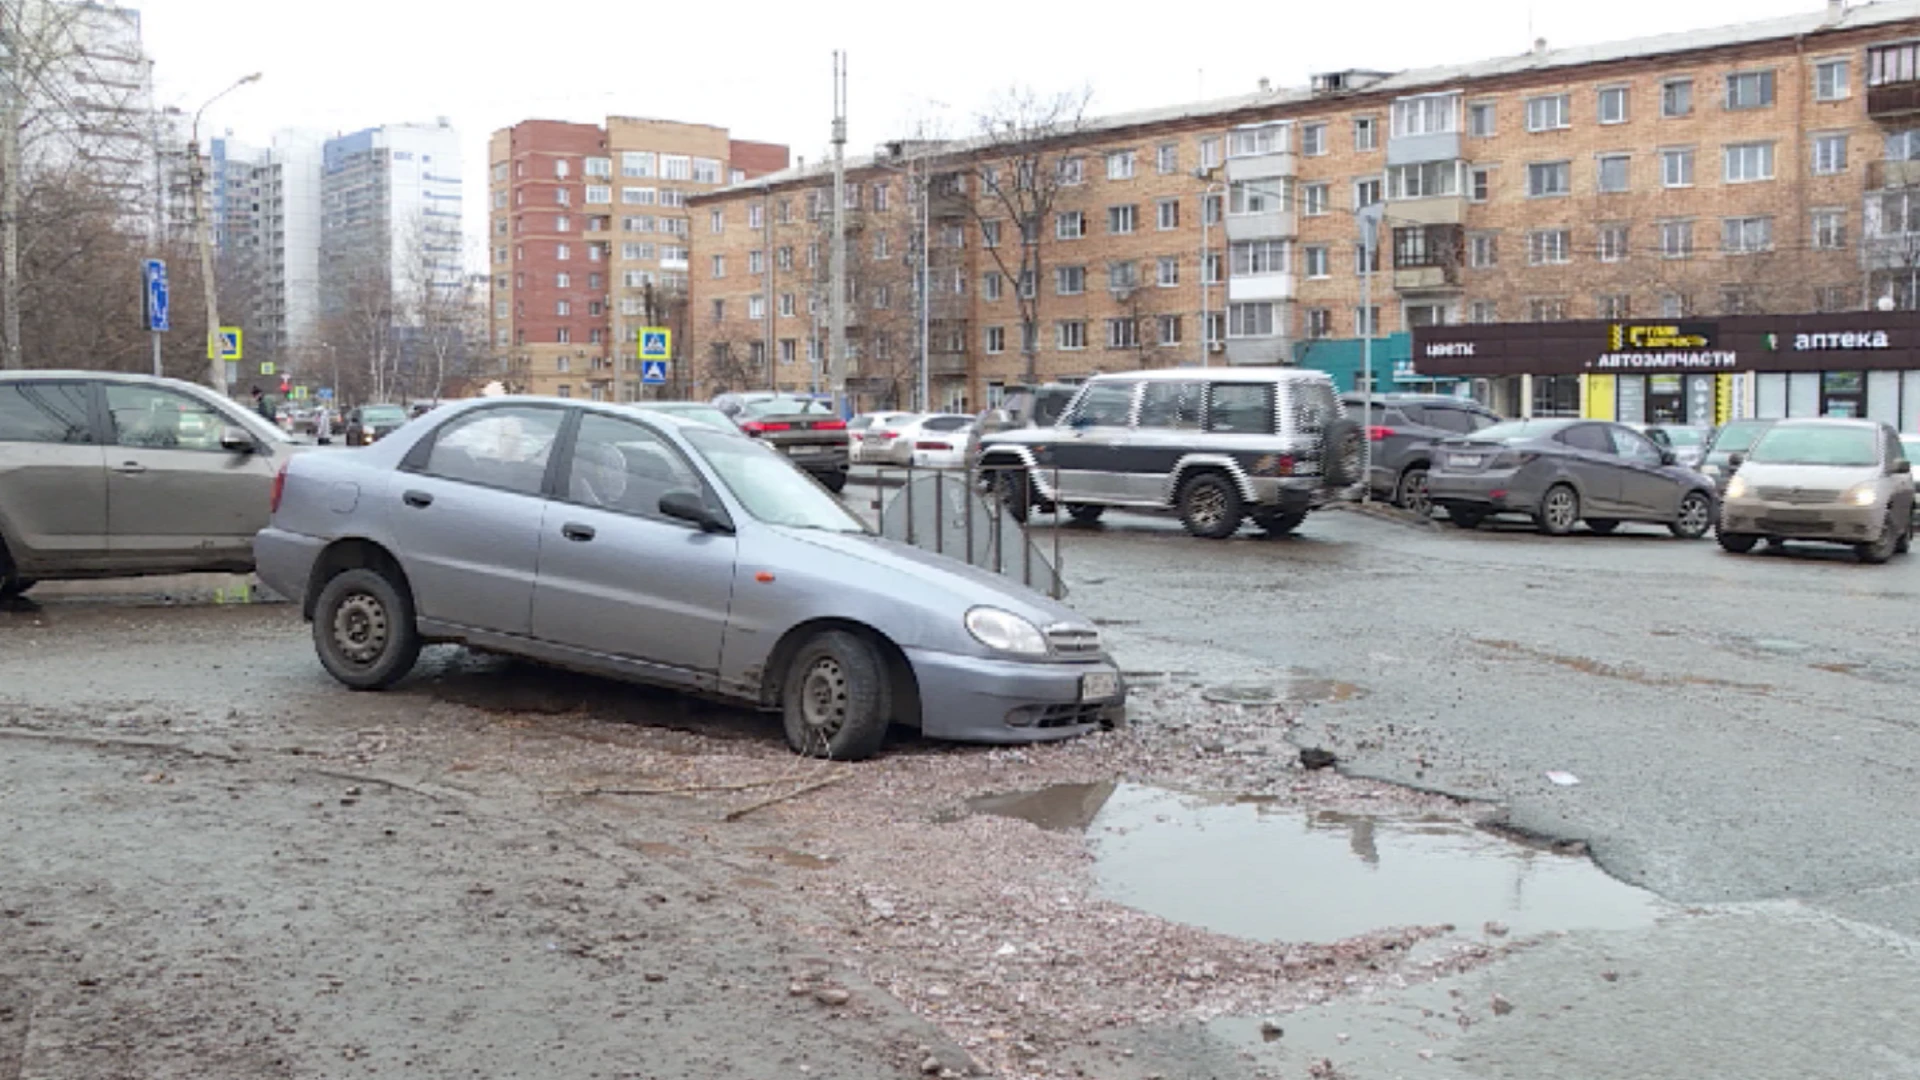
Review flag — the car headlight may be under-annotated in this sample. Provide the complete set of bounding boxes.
[1725,476,1749,500]
[1845,483,1879,507]
[1701,463,1721,478]
[965,607,1049,656]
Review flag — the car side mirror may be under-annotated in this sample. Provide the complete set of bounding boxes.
[220,427,256,454]
[1727,452,1746,469]
[1895,459,1912,475]
[658,489,732,534]
[1660,449,1678,466]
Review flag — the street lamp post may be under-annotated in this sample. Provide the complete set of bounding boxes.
[1197,176,1223,367]
[188,72,262,395]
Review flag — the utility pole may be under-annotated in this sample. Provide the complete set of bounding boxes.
[149,75,164,377]
[827,50,847,416]
[1,1,22,370]
[916,153,929,411]
[1358,203,1383,503]
[762,184,775,392]
[189,72,261,394]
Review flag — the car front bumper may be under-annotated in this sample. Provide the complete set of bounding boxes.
[1721,499,1886,542]
[905,647,1125,744]
[253,527,327,613]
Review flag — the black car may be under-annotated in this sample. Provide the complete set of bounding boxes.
[343,404,408,447]
[1342,393,1504,516]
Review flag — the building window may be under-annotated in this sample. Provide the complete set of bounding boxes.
[586,185,611,204]
[1157,198,1180,230]
[1470,167,1492,202]
[709,299,724,321]
[1528,298,1567,322]
[1200,136,1222,169]
[1812,133,1848,175]
[984,272,1003,301]
[1304,245,1330,278]
[1598,86,1629,124]
[1106,150,1136,180]
[1301,123,1327,156]
[872,183,889,211]
[1203,192,1223,224]
[873,233,890,259]
[554,159,572,179]
[555,271,571,288]
[710,255,725,278]
[1302,183,1329,216]
[1532,375,1580,416]
[1229,122,1290,157]
[622,152,655,178]
[1228,302,1276,338]
[1597,294,1630,319]
[556,328,571,343]
[1057,320,1087,350]
[778,338,796,365]
[1231,239,1290,276]
[1108,261,1138,291]
[1203,249,1225,283]
[1387,161,1459,199]
[1055,265,1085,295]
[1354,305,1381,335]
[1058,156,1085,185]
[1306,308,1332,338]
[1813,208,1847,250]
[1816,59,1850,101]
[1660,78,1693,118]
[1469,300,1498,324]
[1659,220,1694,258]
[1391,93,1459,137]
[1204,312,1225,347]
[1721,216,1773,253]
[985,326,1006,354]
[1157,142,1179,174]
[779,292,796,317]
[776,246,793,270]
[1107,318,1139,349]
[1353,243,1379,276]
[871,284,889,309]
[1354,115,1378,151]
[1598,224,1628,262]
[663,155,692,180]
[1467,101,1496,137]
[1816,285,1853,312]
[749,295,766,320]
[1157,256,1180,287]
[555,188,571,207]
[1108,205,1137,234]
[1469,232,1497,268]
[1724,142,1775,183]
[1527,229,1570,264]
[1525,94,1571,132]
[1157,314,1183,346]
[1354,177,1382,208]
[749,250,764,274]
[555,243,570,261]
[1056,210,1085,239]
[747,203,764,229]
[1526,161,1571,197]
[1725,70,1775,110]
[1661,147,1695,187]
[1596,154,1630,193]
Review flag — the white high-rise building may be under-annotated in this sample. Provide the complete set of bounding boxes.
[320,119,465,318]
[13,1,159,220]
[251,130,327,359]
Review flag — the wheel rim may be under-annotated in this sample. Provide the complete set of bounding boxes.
[331,592,389,666]
[799,656,849,737]
[1401,470,1431,516]
[1678,494,1710,535]
[1190,485,1227,529]
[1545,489,1577,530]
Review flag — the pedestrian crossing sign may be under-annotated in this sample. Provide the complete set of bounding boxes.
[641,360,669,385]
[638,327,671,361]
[206,326,242,360]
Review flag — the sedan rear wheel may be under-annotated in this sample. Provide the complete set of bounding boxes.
[313,568,421,690]
[1536,484,1580,537]
[781,630,892,760]
[1394,466,1433,518]
[1669,491,1714,540]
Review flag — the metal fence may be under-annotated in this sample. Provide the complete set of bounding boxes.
[849,463,1068,600]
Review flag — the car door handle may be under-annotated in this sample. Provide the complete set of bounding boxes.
[113,461,147,474]
[402,490,434,508]
[561,523,596,542]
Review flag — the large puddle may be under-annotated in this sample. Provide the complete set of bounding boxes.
[968,783,1663,943]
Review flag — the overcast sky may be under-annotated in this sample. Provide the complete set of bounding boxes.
[140,0,1835,265]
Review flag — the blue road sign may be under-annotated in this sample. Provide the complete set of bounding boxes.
[639,329,671,360]
[317,388,334,400]
[144,258,169,332]
[640,360,669,385]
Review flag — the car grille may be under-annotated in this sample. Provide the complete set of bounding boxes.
[1758,517,1836,534]
[1006,702,1109,729]
[1756,486,1843,505]
[1045,625,1102,656]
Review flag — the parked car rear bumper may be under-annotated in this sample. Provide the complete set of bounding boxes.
[253,527,326,612]
[1428,470,1542,513]
[905,647,1124,743]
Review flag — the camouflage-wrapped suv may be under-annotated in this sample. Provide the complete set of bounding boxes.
[976,368,1363,539]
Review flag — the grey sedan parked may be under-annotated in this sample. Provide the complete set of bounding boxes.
[254,398,1124,760]
[1427,418,1718,538]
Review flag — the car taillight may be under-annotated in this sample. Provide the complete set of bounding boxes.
[270,460,289,514]
[741,420,791,435]
[815,419,847,431]
[915,441,949,450]
[875,430,899,440]
[1367,426,1395,441]
[1277,454,1296,476]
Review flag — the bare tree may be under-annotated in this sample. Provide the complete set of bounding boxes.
[397,210,472,403]
[321,243,398,405]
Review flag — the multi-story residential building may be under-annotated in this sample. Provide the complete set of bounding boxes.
[690,0,1920,419]
[13,0,158,221]
[250,131,328,363]
[486,117,788,400]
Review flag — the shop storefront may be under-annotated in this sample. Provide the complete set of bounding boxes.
[1410,313,1920,429]
[1294,333,1467,397]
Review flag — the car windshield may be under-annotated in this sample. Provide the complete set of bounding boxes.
[362,405,406,423]
[1464,420,1558,443]
[685,428,868,533]
[742,397,832,418]
[1662,427,1708,448]
[1708,420,1771,455]
[1747,425,1880,467]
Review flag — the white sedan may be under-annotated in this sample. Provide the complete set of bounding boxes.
[849,412,920,464]
[908,415,977,469]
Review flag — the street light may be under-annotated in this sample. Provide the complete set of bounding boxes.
[188,71,262,395]
[1195,169,1224,367]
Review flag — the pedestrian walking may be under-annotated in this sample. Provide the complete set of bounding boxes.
[251,386,275,424]
[314,405,333,445]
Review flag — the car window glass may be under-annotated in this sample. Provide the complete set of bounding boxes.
[921,416,972,433]
[1642,427,1673,447]
[1207,383,1273,434]
[1423,407,1483,435]
[1138,381,1202,430]
[0,381,92,443]
[1071,382,1136,427]
[1609,427,1665,463]
[1555,424,1613,454]
[1033,389,1076,427]
[423,406,562,494]
[567,413,701,516]
[685,428,867,533]
[105,384,232,452]
[1749,425,1878,467]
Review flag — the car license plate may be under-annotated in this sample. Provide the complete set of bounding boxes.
[1450,453,1483,467]
[1081,671,1119,702]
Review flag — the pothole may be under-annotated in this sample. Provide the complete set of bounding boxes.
[1202,671,1367,707]
[969,783,1664,943]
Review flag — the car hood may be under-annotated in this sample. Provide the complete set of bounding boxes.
[772,525,1085,629]
[1734,462,1881,489]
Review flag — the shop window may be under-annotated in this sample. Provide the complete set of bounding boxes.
[1532,375,1582,417]
[1822,371,1866,417]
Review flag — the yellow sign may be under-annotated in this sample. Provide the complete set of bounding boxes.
[259,362,276,376]
[207,326,243,360]
[1608,323,1709,351]
[638,327,672,360]
[290,385,309,400]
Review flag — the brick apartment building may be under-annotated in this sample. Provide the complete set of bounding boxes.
[690,0,1920,417]
[486,118,787,399]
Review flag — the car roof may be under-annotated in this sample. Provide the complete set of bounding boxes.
[1341,393,1488,407]
[0,370,217,391]
[1092,366,1332,383]
[1767,417,1885,430]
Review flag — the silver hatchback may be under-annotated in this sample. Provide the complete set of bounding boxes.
[254,398,1125,760]
[1718,418,1915,563]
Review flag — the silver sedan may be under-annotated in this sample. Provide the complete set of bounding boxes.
[253,397,1124,760]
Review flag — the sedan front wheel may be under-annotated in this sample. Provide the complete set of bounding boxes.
[782,630,892,760]
[1669,490,1714,540]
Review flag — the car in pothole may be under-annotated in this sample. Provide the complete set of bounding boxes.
[253,397,1124,760]
[975,368,1364,538]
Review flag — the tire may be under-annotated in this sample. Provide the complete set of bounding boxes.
[1669,490,1713,540]
[819,470,848,494]
[1322,419,1365,488]
[1717,531,1760,554]
[1586,519,1621,535]
[995,468,1033,524]
[781,630,892,761]
[1394,465,1433,517]
[1858,510,1900,564]
[1254,509,1307,536]
[0,542,22,603]
[312,568,421,690]
[1448,508,1486,529]
[1535,484,1580,536]
[1900,521,1914,555]
[1178,472,1245,539]
[1066,504,1105,524]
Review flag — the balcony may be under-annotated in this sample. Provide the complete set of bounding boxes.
[1868,159,1920,189]
[1869,45,1920,118]
[929,354,968,376]
[1224,334,1291,366]
[1386,195,1467,226]
[1224,209,1297,243]
[1224,149,1298,184]
[1386,131,1462,167]
[1391,224,1463,292]
[1227,272,1297,303]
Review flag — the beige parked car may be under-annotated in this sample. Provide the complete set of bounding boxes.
[0,371,301,600]
[1718,418,1915,564]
